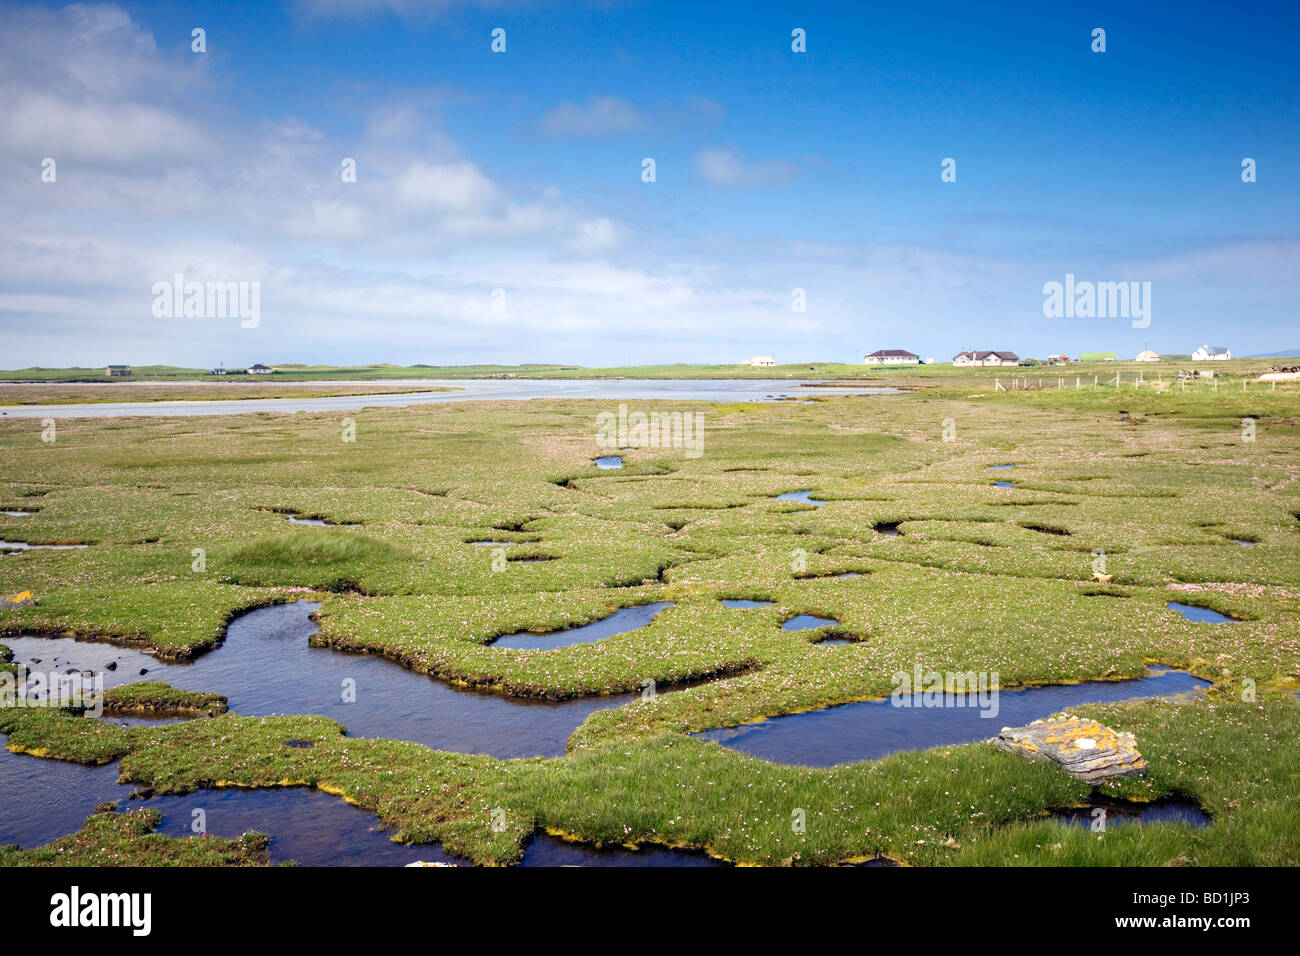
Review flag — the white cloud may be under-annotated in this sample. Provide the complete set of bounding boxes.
[538,96,646,137]
[395,161,501,212]
[0,4,1295,368]
[694,147,801,189]
[294,0,541,21]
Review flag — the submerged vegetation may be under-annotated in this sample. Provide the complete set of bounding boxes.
[1,365,1298,865]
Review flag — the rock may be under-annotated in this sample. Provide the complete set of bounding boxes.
[993,714,1146,783]
[1091,572,1113,584]
[1,590,34,608]
[106,661,117,671]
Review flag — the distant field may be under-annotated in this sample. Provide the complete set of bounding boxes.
[1,379,1298,865]
[3,357,1297,385]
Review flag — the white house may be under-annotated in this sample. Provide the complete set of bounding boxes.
[952,350,1019,367]
[741,355,776,367]
[1191,345,1231,361]
[864,349,919,365]
[1135,350,1160,362]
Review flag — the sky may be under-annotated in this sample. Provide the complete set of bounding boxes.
[1,0,1297,368]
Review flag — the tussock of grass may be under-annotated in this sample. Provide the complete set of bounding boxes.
[227,531,408,591]
[0,807,272,866]
[234,530,403,567]
[103,681,227,717]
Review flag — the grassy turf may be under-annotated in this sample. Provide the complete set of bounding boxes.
[3,689,1296,865]
[1,369,1298,864]
[0,805,272,866]
[102,682,228,718]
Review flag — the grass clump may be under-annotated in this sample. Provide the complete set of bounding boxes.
[0,806,272,866]
[228,531,408,592]
[102,682,227,718]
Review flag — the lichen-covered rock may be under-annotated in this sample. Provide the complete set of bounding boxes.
[2,590,34,608]
[992,714,1146,783]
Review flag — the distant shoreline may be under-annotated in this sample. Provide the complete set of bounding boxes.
[4,356,1299,386]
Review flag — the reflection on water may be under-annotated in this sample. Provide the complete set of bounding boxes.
[1051,796,1211,830]
[148,787,466,866]
[2,379,906,419]
[0,539,87,551]
[520,834,721,867]
[491,601,674,651]
[781,614,839,631]
[694,668,1210,767]
[1168,601,1239,623]
[775,490,826,506]
[0,746,133,848]
[3,603,632,758]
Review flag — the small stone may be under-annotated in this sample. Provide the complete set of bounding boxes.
[1,590,34,608]
[993,715,1147,783]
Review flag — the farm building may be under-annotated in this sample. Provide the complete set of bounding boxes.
[863,349,919,365]
[1192,345,1231,361]
[952,350,1019,367]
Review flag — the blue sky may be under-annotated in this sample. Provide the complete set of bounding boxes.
[1,0,1297,367]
